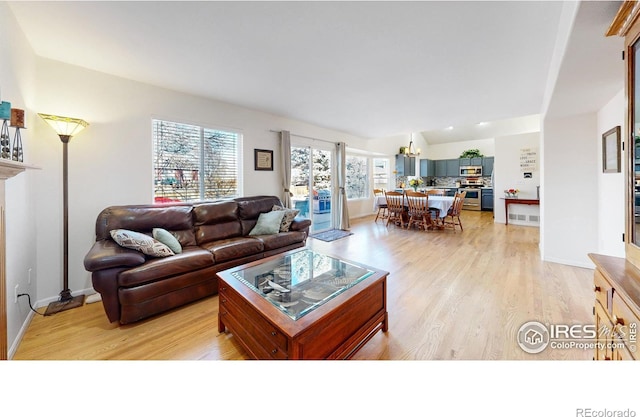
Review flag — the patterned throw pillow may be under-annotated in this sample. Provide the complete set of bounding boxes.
[110,229,175,257]
[152,228,182,254]
[272,205,300,232]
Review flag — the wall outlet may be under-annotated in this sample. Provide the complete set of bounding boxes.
[28,268,32,285]
[14,284,19,304]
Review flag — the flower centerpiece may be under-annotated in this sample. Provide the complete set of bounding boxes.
[409,178,423,191]
[504,188,519,198]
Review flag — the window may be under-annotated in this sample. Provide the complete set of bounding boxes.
[345,155,368,199]
[373,158,390,191]
[152,119,241,203]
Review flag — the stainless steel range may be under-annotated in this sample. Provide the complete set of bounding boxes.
[458,178,484,211]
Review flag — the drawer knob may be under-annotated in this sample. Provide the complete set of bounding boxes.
[271,331,277,336]
[221,298,226,303]
[271,348,278,354]
[593,285,601,292]
[613,315,624,325]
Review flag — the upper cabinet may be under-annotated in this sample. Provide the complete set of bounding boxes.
[419,159,435,177]
[459,157,483,166]
[395,154,415,176]
[482,157,494,177]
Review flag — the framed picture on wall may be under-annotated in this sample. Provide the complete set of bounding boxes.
[254,149,274,171]
[602,126,621,173]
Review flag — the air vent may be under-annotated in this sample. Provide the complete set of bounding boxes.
[517,214,526,221]
[509,214,517,220]
[529,215,539,222]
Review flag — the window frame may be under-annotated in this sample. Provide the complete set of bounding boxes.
[151,118,243,203]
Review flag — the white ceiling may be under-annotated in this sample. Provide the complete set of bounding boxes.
[6,1,624,141]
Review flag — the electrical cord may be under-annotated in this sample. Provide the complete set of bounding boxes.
[17,293,44,316]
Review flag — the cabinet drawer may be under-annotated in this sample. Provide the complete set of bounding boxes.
[594,270,612,311]
[219,286,288,352]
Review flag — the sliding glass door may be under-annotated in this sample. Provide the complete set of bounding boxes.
[290,146,333,232]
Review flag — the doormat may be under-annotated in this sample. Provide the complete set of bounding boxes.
[310,229,353,242]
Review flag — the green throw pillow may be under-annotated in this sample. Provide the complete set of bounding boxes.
[152,228,182,254]
[249,211,286,236]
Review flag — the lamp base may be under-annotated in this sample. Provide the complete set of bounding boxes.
[44,294,85,316]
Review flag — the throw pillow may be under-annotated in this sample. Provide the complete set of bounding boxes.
[152,228,182,254]
[249,210,286,236]
[272,205,300,232]
[110,229,175,257]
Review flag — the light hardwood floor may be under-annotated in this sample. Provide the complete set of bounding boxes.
[12,210,595,360]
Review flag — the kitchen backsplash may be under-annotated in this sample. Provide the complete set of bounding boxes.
[395,176,492,189]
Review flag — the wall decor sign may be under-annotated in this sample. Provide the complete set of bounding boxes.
[520,147,538,172]
[254,148,273,171]
[602,126,621,173]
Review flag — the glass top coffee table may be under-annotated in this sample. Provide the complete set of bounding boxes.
[217,248,389,359]
[230,249,375,320]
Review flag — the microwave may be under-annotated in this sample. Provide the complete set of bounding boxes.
[460,166,482,177]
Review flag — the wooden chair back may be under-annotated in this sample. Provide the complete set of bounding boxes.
[373,188,385,197]
[427,189,445,195]
[384,191,406,227]
[450,191,466,216]
[405,191,430,230]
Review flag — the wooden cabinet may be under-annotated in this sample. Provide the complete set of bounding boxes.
[482,157,494,177]
[589,254,640,360]
[395,154,415,176]
[434,159,447,177]
[459,157,482,166]
[419,159,435,177]
[446,159,460,177]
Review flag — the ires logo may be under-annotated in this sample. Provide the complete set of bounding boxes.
[517,321,637,354]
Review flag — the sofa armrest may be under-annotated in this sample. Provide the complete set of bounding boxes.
[289,218,312,232]
[84,239,146,272]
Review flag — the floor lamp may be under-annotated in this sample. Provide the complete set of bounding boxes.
[38,113,89,316]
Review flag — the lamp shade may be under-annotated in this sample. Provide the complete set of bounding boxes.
[38,113,89,137]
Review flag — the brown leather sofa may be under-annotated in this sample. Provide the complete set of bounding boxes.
[83,195,311,324]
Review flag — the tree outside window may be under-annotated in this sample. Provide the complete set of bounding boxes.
[346,155,368,199]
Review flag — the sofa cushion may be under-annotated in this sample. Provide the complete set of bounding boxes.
[96,204,194,241]
[200,237,264,263]
[110,229,174,257]
[118,247,215,287]
[153,228,182,254]
[272,205,300,232]
[193,201,242,244]
[250,231,307,251]
[249,211,285,235]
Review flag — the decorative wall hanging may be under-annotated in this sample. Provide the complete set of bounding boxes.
[602,126,621,173]
[254,148,273,171]
[0,101,10,120]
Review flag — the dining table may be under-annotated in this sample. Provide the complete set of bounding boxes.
[373,194,454,218]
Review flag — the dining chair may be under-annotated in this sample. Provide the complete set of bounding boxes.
[405,191,430,230]
[426,189,445,195]
[373,188,388,222]
[384,191,406,228]
[443,191,466,231]
[426,189,445,223]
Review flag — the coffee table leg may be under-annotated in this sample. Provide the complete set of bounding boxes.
[383,311,388,332]
[218,313,226,333]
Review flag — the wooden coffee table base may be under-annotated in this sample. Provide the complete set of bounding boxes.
[217,266,388,360]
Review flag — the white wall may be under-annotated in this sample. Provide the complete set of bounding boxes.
[427,138,495,160]
[596,89,625,257]
[31,57,372,309]
[494,133,541,226]
[0,2,38,356]
[541,113,599,268]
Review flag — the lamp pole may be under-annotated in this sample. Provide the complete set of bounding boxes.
[60,134,71,301]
